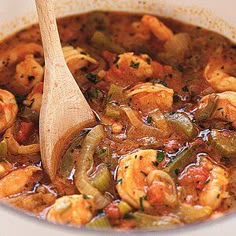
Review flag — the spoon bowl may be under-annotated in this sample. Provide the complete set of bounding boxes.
[36,0,95,180]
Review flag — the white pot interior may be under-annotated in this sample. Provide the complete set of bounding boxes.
[0,0,236,235]
[0,0,236,42]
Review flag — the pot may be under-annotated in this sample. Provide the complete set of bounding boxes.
[0,0,235,235]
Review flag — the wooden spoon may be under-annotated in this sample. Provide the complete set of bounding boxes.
[35,0,96,181]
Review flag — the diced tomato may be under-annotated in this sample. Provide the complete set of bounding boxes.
[178,164,210,190]
[16,122,35,144]
[147,182,166,206]
[32,82,43,94]
[164,140,181,153]
[103,50,118,66]
[104,203,121,221]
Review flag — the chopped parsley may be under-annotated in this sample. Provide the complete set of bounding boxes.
[177,65,184,72]
[147,116,152,124]
[175,168,179,176]
[86,73,98,83]
[182,85,189,92]
[173,94,180,103]
[98,148,106,155]
[116,178,123,185]
[159,80,167,87]
[139,196,147,211]
[28,75,35,81]
[82,194,91,199]
[130,61,140,69]
[152,161,159,167]
[146,58,151,65]
[92,88,99,98]
[156,151,165,162]
[140,170,148,177]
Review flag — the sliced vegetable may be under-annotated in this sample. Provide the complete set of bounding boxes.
[164,145,196,178]
[166,112,197,138]
[59,132,86,180]
[122,106,166,138]
[117,201,133,215]
[107,84,124,103]
[133,212,180,229]
[149,109,170,135]
[178,203,212,223]
[104,104,121,118]
[0,139,7,156]
[91,31,125,54]
[91,164,112,193]
[4,126,40,155]
[21,107,39,123]
[195,94,219,121]
[209,129,236,157]
[74,125,111,209]
[86,214,111,229]
[164,33,190,58]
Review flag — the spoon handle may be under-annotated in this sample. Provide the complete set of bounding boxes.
[35,0,64,65]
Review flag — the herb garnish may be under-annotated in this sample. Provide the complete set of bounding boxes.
[130,61,140,69]
[146,58,151,65]
[156,151,165,162]
[177,65,184,72]
[152,161,159,167]
[98,148,106,155]
[139,196,147,211]
[147,116,152,124]
[140,171,148,177]
[116,178,123,185]
[182,85,189,92]
[82,194,91,199]
[86,73,98,83]
[92,88,99,98]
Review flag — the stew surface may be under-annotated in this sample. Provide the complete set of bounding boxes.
[0,11,236,230]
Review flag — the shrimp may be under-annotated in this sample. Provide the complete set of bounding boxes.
[0,89,18,133]
[126,82,174,112]
[131,21,151,41]
[179,157,229,210]
[0,43,43,72]
[117,53,153,79]
[141,15,174,41]
[5,191,56,215]
[63,46,98,74]
[47,195,95,226]
[146,170,178,208]
[199,158,229,210]
[106,53,154,86]
[0,166,43,199]
[197,91,236,127]
[23,82,43,113]
[116,150,177,211]
[204,56,236,92]
[4,126,40,155]
[9,54,44,95]
[0,160,13,178]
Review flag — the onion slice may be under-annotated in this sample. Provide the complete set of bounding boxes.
[74,125,111,209]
